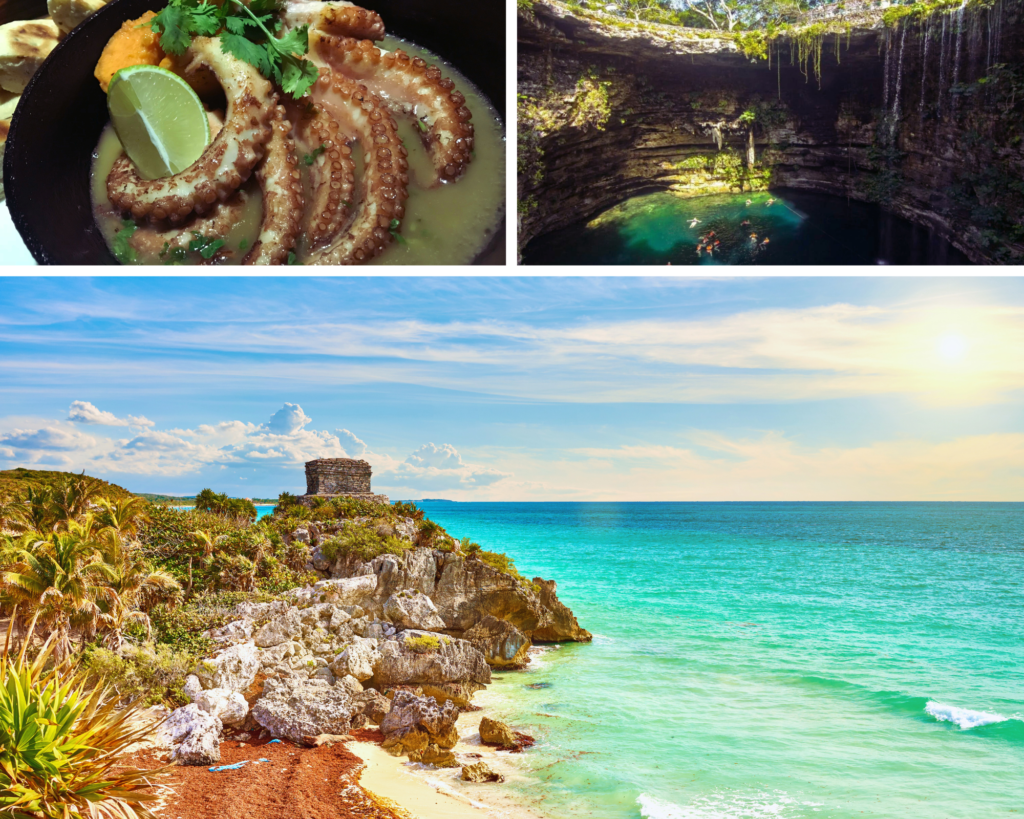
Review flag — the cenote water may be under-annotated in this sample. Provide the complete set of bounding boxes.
[522,190,970,266]
[416,501,1023,819]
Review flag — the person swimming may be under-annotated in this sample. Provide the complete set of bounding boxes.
[745,199,752,206]
[708,230,716,238]
[689,218,702,228]
[766,198,775,205]
[741,219,751,227]
[750,233,758,240]
[714,239,721,246]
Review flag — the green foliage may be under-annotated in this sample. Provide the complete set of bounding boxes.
[475,550,539,591]
[149,589,279,657]
[393,501,424,521]
[194,488,257,521]
[517,0,535,11]
[460,537,482,554]
[404,633,442,652]
[0,629,169,818]
[82,642,194,707]
[569,68,613,131]
[320,524,410,563]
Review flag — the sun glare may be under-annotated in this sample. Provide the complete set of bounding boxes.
[938,333,968,362]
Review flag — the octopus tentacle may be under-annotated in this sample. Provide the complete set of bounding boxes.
[107,36,275,223]
[244,105,305,265]
[125,185,257,261]
[284,98,356,249]
[306,68,409,264]
[309,31,474,185]
[283,1,385,40]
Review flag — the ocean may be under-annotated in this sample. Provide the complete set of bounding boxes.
[415,502,1024,819]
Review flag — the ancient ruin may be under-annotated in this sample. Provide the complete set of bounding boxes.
[301,458,389,504]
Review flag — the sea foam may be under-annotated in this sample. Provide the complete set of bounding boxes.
[638,791,818,819]
[925,701,1007,730]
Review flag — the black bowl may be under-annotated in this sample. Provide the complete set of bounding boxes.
[3,0,505,265]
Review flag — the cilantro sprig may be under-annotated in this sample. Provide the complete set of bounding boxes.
[389,218,405,245]
[149,0,318,100]
[188,231,226,259]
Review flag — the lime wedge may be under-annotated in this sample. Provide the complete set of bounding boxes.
[107,65,211,180]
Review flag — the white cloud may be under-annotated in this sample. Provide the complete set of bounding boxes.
[0,426,96,451]
[377,443,511,492]
[267,403,311,435]
[68,400,153,428]
[337,429,367,456]
[405,443,464,470]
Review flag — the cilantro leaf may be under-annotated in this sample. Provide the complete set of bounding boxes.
[280,56,318,100]
[249,0,279,15]
[275,25,309,58]
[303,144,326,166]
[112,219,138,264]
[149,5,192,56]
[388,218,406,245]
[220,31,273,77]
[287,251,300,265]
[239,238,249,250]
[190,3,222,36]
[187,231,226,260]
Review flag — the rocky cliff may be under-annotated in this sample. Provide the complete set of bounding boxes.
[518,0,1024,263]
[155,517,590,766]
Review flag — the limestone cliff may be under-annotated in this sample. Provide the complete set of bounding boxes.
[518,0,1024,263]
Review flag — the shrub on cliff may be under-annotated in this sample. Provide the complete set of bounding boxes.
[320,524,409,562]
[149,589,280,657]
[82,642,194,707]
[474,550,541,592]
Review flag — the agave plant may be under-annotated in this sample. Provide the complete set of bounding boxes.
[0,616,170,818]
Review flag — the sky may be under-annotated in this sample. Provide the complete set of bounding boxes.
[1,276,1023,501]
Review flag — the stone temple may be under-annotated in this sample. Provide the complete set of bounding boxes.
[301,458,389,504]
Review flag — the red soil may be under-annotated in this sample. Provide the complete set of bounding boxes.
[130,737,402,819]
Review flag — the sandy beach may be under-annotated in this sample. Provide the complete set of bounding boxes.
[350,705,547,819]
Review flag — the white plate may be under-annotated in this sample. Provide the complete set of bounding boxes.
[0,201,38,265]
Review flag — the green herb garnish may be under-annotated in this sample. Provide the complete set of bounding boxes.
[159,241,170,258]
[388,218,405,245]
[415,120,428,133]
[164,247,189,265]
[149,0,318,100]
[303,144,327,166]
[287,251,300,265]
[239,238,248,250]
[112,219,138,264]
[188,231,226,259]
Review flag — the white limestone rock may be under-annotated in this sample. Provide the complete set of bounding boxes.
[251,676,355,742]
[329,638,380,682]
[159,704,222,766]
[194,641,260,693]
[254,606,303,648]
[194,687,249,726]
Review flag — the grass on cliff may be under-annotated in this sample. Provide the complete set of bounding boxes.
[0,467,134,504]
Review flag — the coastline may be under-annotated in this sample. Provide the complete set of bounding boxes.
[351,687,549,819]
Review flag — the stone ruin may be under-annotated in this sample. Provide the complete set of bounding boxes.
[300,458,389,505]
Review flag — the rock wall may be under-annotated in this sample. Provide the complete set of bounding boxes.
[518,0,1024,263]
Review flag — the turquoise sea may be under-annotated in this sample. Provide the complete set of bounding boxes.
[417,502,1023,819]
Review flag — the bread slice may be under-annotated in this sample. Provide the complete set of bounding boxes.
[0,18,62,93]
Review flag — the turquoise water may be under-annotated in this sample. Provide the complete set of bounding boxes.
[521,190,970,265]
[418,502,1023,819]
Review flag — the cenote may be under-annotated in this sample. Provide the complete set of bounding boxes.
[521,189,971,266]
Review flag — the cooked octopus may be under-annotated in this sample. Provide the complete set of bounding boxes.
[107,36,274,223]
[102,1,480,264]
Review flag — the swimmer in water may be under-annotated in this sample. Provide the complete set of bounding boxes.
[750,233,758,241]
[708,230,716,238]
[714,239,721,247]
[745,199,752,206]
[766,198,775,206]
[689,218,702,228]
[741,219,751,227]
